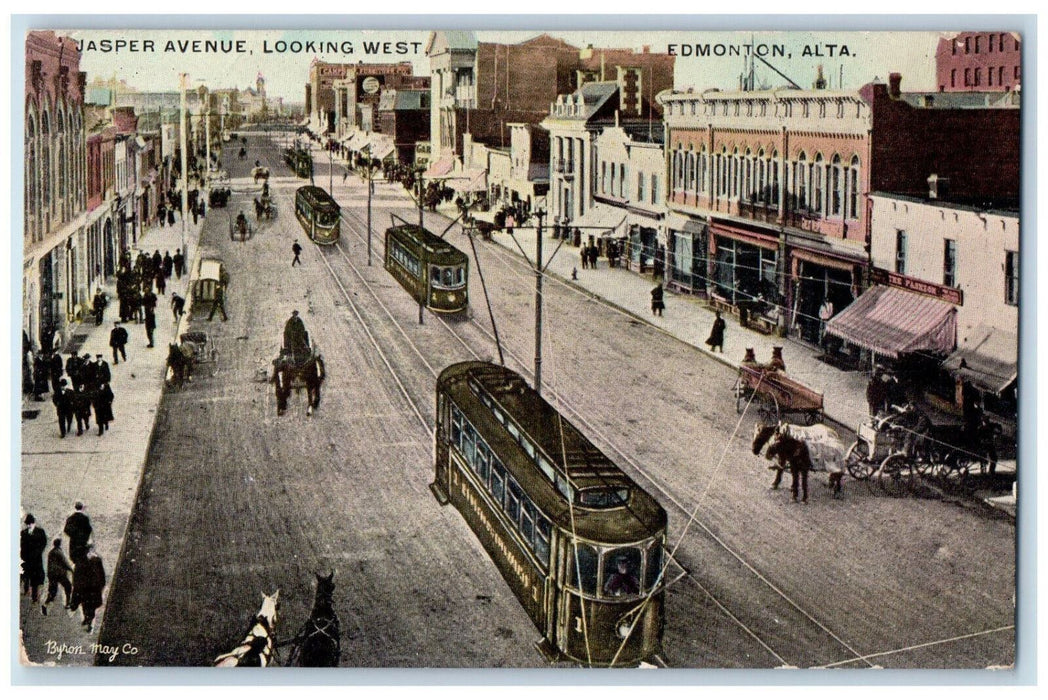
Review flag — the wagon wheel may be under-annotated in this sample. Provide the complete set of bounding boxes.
[878,452,914,496]
[844,440,876,480]
[733,377,748,414]
[757,393,780,423]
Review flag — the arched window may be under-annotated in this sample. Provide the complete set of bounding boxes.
[685,150,694,192]
[813,153,824,215]
[698,148,708,194]
[757,149,766,202]
[41,109,51,213]
[831,154,843,217]
[673,149,683,190]
[795,152,807,210]
[25,108,37,242]
[743,148,752,202]
[770,150,780,206]
[848,155,861,219]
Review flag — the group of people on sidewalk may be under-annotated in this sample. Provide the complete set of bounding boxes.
[20,502,107,633]
[115,247,186,348]
[50,350,115,438]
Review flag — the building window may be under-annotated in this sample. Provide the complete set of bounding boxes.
[895,230,907,274]
[651,175,658,205]
[1014,65,1020,80]
[999,66,1006,86]
[1005,250,1018,305]
[619,164,626,198]
[813,154,824,214]
[950,69,957,88]
[965,37,971,53]
[964,68,971,87]
[637,172,645,202]
[988,68,994,87]
[975,36,981,53]
[974,68,981,87]
[848,156,860,219]
[831,154,842,216]
[943,239,957,287]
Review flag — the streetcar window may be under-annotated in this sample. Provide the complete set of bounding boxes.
[456,267,465,286]
[490,459,506,502]
[602,547,642,598]
[491,406,504,425]
[450,405,463,447]
[534,516,552,567]
[506,477,522,523]
[520,437,536,460]
[462,423,477,465]
[520,500,535,542]
[506,421,520,441]
[431,266,440,282]
[443,267,454,286]
[555,473,574,502]
[568,543,599,596]
[537,455,556,482]
[577,487,629,508]
[645,541,663,591]
[475,440,490,484]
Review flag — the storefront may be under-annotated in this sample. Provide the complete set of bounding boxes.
[665,212,708,295]
[941,325,1017,432]
[709,222,779,308]
[788,248,863,345]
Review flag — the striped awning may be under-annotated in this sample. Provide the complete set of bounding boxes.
[942,325,1017,394]
[825,285,957,359]
[424,155,454,178]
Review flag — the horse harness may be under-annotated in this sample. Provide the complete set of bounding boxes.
[214,614,276,667]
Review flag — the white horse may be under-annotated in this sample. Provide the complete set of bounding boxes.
[214,590,280,667]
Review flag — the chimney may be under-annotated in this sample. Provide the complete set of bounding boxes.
[642,45,650,54]
[888,73,902,98]
[813,65,827,90]
[927,174,949,200]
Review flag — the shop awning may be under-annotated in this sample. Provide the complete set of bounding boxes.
[568,203,627,237]
[825,285,957,359]
[369,136,396,161]
[666,212,705,234]
[942,325,1017,395]
[444,168,487,193]
[344,132,367,150]
[424,155,454,178]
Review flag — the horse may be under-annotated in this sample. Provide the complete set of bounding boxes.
[214,590,280,667]
[752,421,846,498]
[252,166,269,183]
[254,198,264,221]
[752,422,813,502]
[272,350,326,416]
[286,572,341,667]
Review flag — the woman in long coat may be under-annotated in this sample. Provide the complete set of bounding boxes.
[71,544,106,632]
[20,514,47,603]
[705,311,726,353]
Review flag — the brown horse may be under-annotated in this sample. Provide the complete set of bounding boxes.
[752,423,812,503]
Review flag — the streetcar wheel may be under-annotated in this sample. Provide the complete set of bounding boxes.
[878,453,913,497]
[845,440,876,480]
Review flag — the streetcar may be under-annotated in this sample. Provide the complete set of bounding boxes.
[284,146,313,179]
[294,186,340,245]
[384,224,469,314]
[432,361,668,666]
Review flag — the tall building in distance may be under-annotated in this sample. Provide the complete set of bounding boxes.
[936,31,1022,93]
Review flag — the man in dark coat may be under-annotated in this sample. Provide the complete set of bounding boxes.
[20,514,47,605]
[292,240,303,266]
[705,311,726,353]
[53,379,74,437]
[72,385,93,436]
[208,283,228,322]
[866,372,889,416]
[152,250,163,275]
[155,268,166,295]
[145,308,157,348]
[92,289,107,326]
[93,382,114,435]
[283,310,309,358]
[95,354,111,385]
[110,322,129,365]
[32,352,48,400]
[71,544,106,633]
[162,251,173,279]
[66,352,82,388]
[650,283,665,317]
[79,353,97,391]
[173,249,184,280]
[44,538,74,613]
[64,502,92,564]
[49,350,64,395]
[171,293,186,322]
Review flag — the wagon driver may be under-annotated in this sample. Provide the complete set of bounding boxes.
[283,310,310,359]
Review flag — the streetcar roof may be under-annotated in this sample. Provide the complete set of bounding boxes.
[389,224,467,259]
[296,186,339,209]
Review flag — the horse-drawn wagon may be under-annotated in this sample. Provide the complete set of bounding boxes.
[733,361,824,424]
[166,331,218,387]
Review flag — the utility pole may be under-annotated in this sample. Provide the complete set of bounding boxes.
[534,209,545,396]
[366,144,373,266]
[328,144,333,193]
[179,73,188,259]
[204,95,211,192]
[416,166,425,326]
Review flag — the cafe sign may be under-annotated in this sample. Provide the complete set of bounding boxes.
[871,268,963,305]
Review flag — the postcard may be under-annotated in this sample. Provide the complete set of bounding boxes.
[17,24,1020,671]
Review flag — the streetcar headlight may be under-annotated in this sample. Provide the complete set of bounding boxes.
[617,621,632,639]
[448,293,456,302]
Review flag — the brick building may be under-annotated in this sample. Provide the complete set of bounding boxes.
[658,72,1020,346]
[375,89,431,165]
[24,30,87,351]
[426,31,673,173]
[936,32,1022,93]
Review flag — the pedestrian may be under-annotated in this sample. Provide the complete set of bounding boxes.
[571,267,578,281]
[109,322,128,365]
[167,208,176,226]
[65,352,82,387]
[53,379,74,437]
[145,309,157,348]
[292,240,303,266]
[155,268,166,295]
[95,354,111,385]
[192,204,199,225]
[93,382,114,435]
[79,352,98,391]
[343,170,348,183]
[208,283,228,322]
[71,544,106,633]
[152,250,162,274]
[20,514,47,607]
[92,288,107,326]
[866,371,889,416]
[64,502,92,565]
[173,249,185,280]
[44,538,74,614]
[580,246,588,270]
[705,311,726,353]
[650,283,665,317]
[49,350,64,395]
[171,293,186,323]
[72,385,93,436]
[199,200,206,218]
[158,203,166,228]
[163,251,173,279]
[32,352,48,400]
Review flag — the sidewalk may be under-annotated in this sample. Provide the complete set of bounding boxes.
[18,214,205,666]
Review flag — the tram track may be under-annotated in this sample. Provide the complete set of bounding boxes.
[324,191,870,669]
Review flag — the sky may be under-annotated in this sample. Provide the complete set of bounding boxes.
[62,28,957,104]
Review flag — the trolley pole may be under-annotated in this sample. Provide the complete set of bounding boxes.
[534,210,545,396]
[179,73,188,260]
[365,144,373,266]
[328,146,333,193]
[417,168,425,326]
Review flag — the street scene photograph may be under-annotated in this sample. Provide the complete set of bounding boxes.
[15,23,1022,672]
